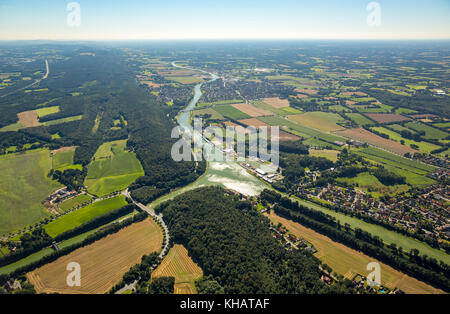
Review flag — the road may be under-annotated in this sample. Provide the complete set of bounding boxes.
[115,189,171,294]
[0,59,49,98]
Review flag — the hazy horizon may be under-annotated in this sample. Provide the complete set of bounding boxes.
[1,0,449,41]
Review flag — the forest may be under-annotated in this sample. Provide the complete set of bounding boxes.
[156,186,358,294]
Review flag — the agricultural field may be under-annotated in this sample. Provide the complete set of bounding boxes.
[263,97,290,108]
[42,115,83,126]
[287,112,346,132]
[51,147,82,171]
[335,128,417,156]
[193,108,225,120]
[337,172,409,197]
[58,194,93,212]
[345,113,375,126]
[231,103,273,117]
[404,122,449,140]
[0,149,62,235]
[354,147,436,186]
[152,244,203,294]
[0,110,41,132]
[84,140,144,197]
[212,104,251,120]
[43,195,128,237]
[251,100,301,116]
[265,212,443,294]
[309,149,340,162]
[36,106,60,118]
[364,113,411,124]
[371,127,441,153]
[28,218,163,294]
[260,116,346,144]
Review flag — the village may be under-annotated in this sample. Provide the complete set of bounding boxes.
[300,182,450,242]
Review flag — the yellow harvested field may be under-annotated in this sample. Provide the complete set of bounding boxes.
[27,218,163,294]
[17,110,41,127]
[152,244,203,294]
[265,212,444,294]
[263,97,290,109]
[232,103,273,117]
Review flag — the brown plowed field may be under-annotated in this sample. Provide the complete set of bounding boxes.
[335,128,417,155]
[365,113,411,124]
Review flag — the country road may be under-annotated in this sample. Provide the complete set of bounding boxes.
[115,189,171,294]
[0,59,49,98]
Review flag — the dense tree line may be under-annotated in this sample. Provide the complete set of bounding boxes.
[0,228,52,268]
[54,204,135,242]
[156,186,357,294]
[6,211,149,278]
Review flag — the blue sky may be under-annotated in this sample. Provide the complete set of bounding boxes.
[0,0,449,40]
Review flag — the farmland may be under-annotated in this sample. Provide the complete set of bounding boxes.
[152,244,203,294]
[52,147,82,171]
[84,140,144,197]
[371,126,441,153]
[309,149,340,162]
[44,195,128,237]
[28,218,163,294]
[231,103,273,117]
[335,128,417,155]
[345,113,375,126]
[58,194,93,212]
[265,212,443,294]
[263,97,290,108]
[0,149,62,235]
[404,122,448,140]
[212,104,251,120]
[364,113,411,124]
[287,112,346,132]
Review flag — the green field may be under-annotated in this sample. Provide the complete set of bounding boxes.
[432,122,450,129]
[251,100,302,116]
[52,149,82,171]
[354,147,436,186]
[337,172,409,197]
[346,113,375,126]
[193,108,225,120]
[0,149,62,235]
[371,127,441,153]
[287,112,346,132]
[44,195,128,237]
[84,140,144,197]
[42,115,83,126]
[404,122,448,140]
[259,115,345,144]
[58,194,93,212]
[36,106,60,118]
[212,104,251,120]
[394,107,417,115]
